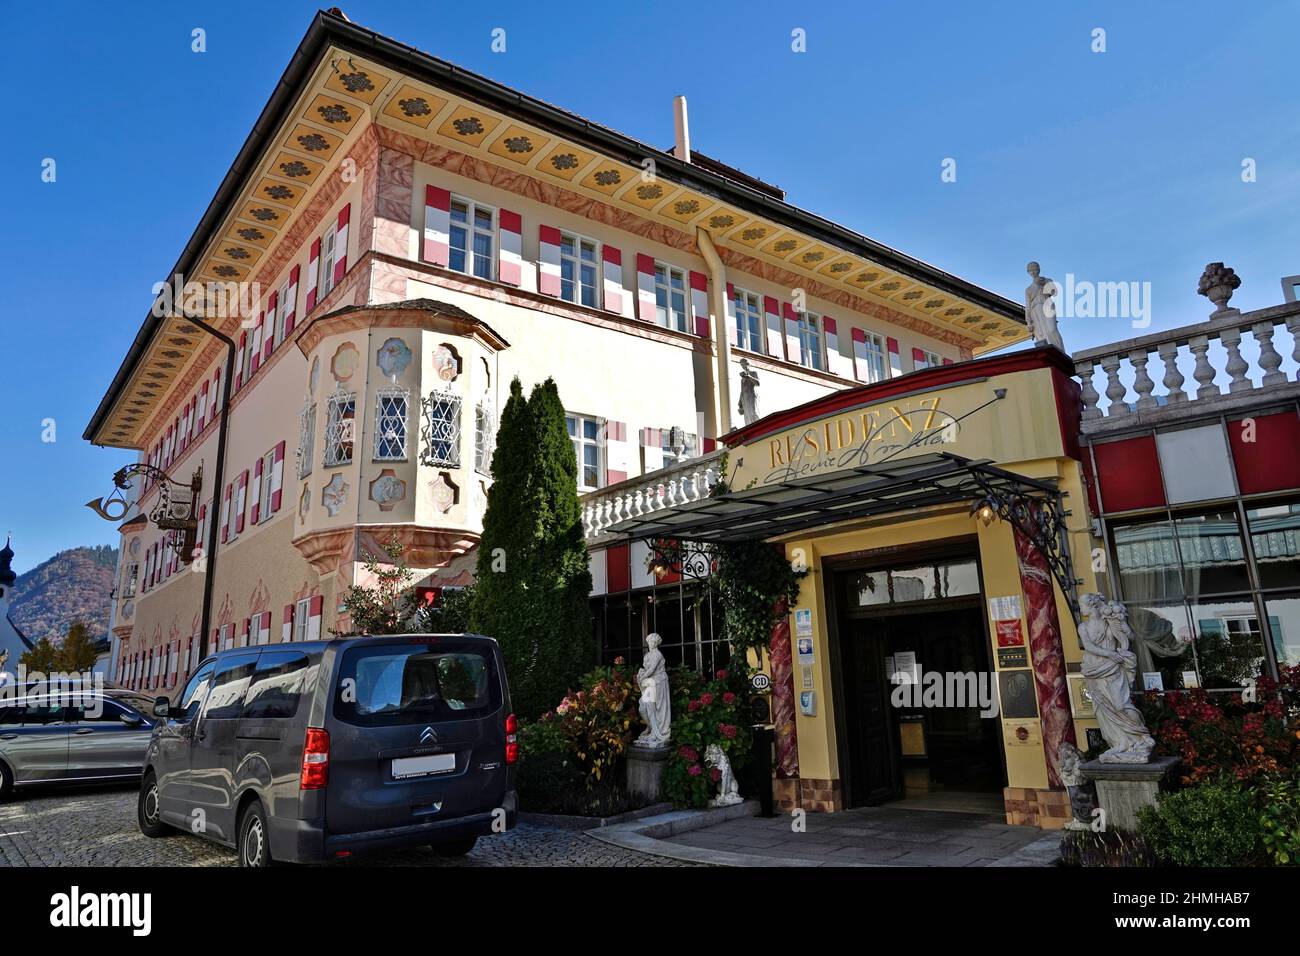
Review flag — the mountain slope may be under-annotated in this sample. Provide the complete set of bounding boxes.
[9,545,117,645]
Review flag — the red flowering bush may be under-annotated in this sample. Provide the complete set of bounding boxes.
[661,667,753,808]
[1138,664,1300,786]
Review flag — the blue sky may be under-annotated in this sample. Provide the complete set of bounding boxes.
[3,0,1297,573]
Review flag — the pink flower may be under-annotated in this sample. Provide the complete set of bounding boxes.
[722,692,736,705]
[678,746,698,762]
[710,767,722,783]
[699,692,714,706]
[718,723,737,739]
[688,699,701,713]
[716,670,728,680]
[614,656,625,666]
[688,764,703,777]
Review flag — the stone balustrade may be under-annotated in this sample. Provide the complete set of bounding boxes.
[582,448,725,542]
[1073,301,1300,433]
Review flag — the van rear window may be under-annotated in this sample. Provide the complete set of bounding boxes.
[333,641,500,726]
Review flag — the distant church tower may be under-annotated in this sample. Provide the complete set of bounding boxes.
[0,536,34,682]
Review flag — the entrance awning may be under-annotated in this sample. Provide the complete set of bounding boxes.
[604,452,1060,545]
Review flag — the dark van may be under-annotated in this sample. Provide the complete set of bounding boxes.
[138,634,517,866]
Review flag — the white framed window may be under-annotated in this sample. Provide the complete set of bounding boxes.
[219,623,233,652]
[318,222,337,300]
[276,278,291,344]
[799,312,824,371]
[654,263,688,333]
[732,288,764,353]
[859,330,887,383]
[420,389,463,468]
[449,197,495,280]
[242,332,258,379]
[324,391,356,467]
[258,449,275,524]
[121,563,138,599]
[474,399,496,476]
[566,413,603,491]
[294,599,311,642]
[296,402,316,480]
[374,386,410,461]
[914,348,943,370]
[560,232,600,308]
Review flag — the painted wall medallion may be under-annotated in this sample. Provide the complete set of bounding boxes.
[129,536,141,557]
[430,472,458,514]
[369,469,407,512]
[322,473,350,517]
[376,337,412,378]
[432,344,459,382]
[298,484,311,522]
[330,342,360,382]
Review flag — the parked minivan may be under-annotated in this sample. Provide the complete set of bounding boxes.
[138,634,518,866]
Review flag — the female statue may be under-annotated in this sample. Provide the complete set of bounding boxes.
[635,633,672,747]
[1078,593,1155,763]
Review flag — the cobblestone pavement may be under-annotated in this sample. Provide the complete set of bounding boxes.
[0,784,699,867]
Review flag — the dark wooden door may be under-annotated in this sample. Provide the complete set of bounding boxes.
[841,620,899,806]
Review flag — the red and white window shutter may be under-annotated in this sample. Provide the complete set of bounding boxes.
[605,420,631,484]
[284,265,300,336]
[538,225,562,296]
[887,337,903,378]
[263,291,278,360]
[270,441,285,513]
[240,618,250,648]
[250,457,263,525]
[305,238,321,313]
[234,332,246,390]
[724,283,738,348]
[942,357,954,366]
[689,271,710,338]
[824,318,848,377]
[307,595,324,641]
[602,245,623,314]
[911,347,927,370]
[498,209,522,286]
[423,185,451,267]
[635,254,656,322]
[220,483,231,542]
[234,470,248,535]
[333,204,350,285]
[197,382,208,432]
[282,604,295,642]
[258,611,272,645]
[783,302,802,364]
[249,316,263,375]
[763,296,783,356]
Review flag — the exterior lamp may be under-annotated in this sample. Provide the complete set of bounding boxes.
[970,495,1000,527]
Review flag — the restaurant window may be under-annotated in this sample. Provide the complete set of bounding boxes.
[450,197,495,281]
[593,583,729,677]
[732,288,764,353]
[420,389,462,468]
[323,391,356,467]
[560,233,599,308]
[567,413,603,491]
[654,263,688,333]
[799,312,824,371]
[1247,502,1300,590]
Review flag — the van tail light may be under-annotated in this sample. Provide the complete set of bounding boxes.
[300,727,330,789]
[505,713,518,765]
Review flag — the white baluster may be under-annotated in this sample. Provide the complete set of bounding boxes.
[1189,335,1219,400]
[1253,321,1286,387]
[1077,360,1102,421]
[1219,327,1251,393]
[1157,341,1186,404]
[1100,354,1128,416]
[1129,349,1157,411]
[1288,315,1300,382]
[666,478,679,508]
[583,504,594,537]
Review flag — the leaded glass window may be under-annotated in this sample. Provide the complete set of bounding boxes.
[296,401,316,479]
[323,390,355,467]
[374,387,410,461]
[421,389,462,467]
[475,399,496,476]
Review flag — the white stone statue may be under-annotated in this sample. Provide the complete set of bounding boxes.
[1058,741,1097,830]
[737,358,760,426]
[1024,261,1067,352]
[634,633,671,747]
[704,743,742,807]
[1079,593,1155,763]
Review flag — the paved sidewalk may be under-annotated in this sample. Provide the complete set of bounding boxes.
[623,804,1059,867]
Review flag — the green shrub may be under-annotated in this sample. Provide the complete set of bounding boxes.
[1138,779,1264,866]
[1257,775,1300,865]
[1058,828,1155,867]
[661,667,753,809]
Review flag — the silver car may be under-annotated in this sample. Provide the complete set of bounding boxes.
[0,689,158,799]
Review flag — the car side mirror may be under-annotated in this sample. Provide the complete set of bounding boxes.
[153,697,170,719]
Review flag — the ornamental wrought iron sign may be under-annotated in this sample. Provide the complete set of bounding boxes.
[86,462,204,563]
[645,537,714,581]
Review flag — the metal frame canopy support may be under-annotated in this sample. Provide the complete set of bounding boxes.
[609,452,1082,619]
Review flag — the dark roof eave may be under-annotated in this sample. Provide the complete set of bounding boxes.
[85,8,1023,445]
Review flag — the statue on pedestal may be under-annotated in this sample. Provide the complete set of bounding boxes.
[1079,593,1155,763]
[705,743,742,807]
[1024,262,1067,352]
[737,358,760,426]
[634,633,671,747]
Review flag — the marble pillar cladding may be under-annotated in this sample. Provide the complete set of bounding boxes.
[769,599,800,778]
[1012,521,1077,790]
[374,148,415,258]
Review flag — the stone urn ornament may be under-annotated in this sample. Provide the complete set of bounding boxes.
[704,743,743,807]
[1196,262,1241,316]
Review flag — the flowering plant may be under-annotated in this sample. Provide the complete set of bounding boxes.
[661,667,753,808]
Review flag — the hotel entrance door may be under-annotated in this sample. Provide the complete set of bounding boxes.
[832,554,1006,808]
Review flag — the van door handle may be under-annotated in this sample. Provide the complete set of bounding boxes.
[0,733,16,740]
[74,728,95,735]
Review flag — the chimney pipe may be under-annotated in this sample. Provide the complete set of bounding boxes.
[673,95,691,162]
